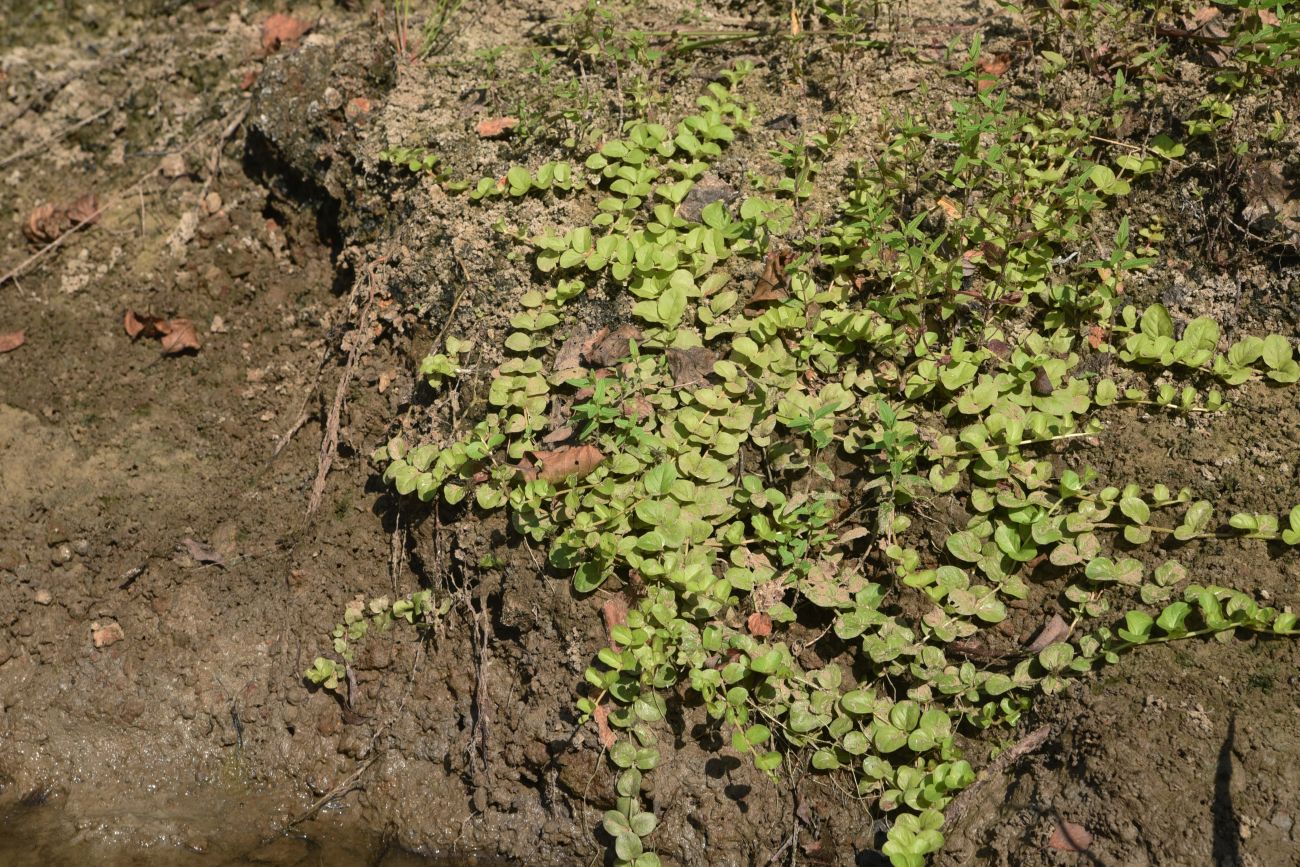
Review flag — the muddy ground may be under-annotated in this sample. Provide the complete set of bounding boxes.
[1,1,1298,865]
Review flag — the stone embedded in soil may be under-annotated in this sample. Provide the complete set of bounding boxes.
[1047,820,1093,852]
[159,153,188,178]
[34,589,51,606]
[90,621,124,648]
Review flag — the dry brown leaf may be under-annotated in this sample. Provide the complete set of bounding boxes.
[261,13,313,54]
[0,331,25,353]
[621,396,652,421]
[665,346,717,388]
[23,202,62,244]
[125,310,201,354]
[1047,820,1093,852]
[678,175,739,223]
[535,444,605,483]
[745,248,794,311]
[976,53,1012,92]
[1087,325,1106,350]
[22,195,99,245]
[747,611,773,637]
[553,332,587,374]
[180,536,225,567]
[1030,367,1054,396]
[1190,5,1221,27]
[602,595,629,648]
[475,116,519,138]
[593,703,617,750]
[158,318,201,355]
[64,193,100,227]
[124,309,167,340]
[1024,614,1069,654]
[582,324,643,367]
[542,425,574,445]
[1256,8,1280,25]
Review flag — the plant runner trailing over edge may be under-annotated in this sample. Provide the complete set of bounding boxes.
[322,30,1300,867]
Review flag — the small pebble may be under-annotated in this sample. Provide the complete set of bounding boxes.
[73,538,90,555]
[50,544,73,565]
[34,589,51,606]
[159,153,187,178]
[345,97,371,122]
[46,524,69,546]
[91,621,124,648]
[322,86,343,111]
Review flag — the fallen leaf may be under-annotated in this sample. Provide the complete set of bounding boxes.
[552,332,587,375]
[159,318,201,355]
[534,444,605,483]
[1256,8,1280,25]
[1047,820,1093,852]
[180,536,225,567]
[745,248,794,311]
[1030,367,1054,396]
[1024,614,1069,654]
[678,175,739,223]
[986,339,1012,360]
[747,611,773,637]
[239,70,259,91]
[621,396,652,421]
[665,346,717,387]
[582,324,643,367]
[976,53,1012,92]
[125,310,201,354]
[602,595,628,647]
[937,196,962,220]
[542,425,574,445]
[124,309,168,340]
[1087,325,1106,349]
[64,193,99,227]
[23,202,62,245]
[261,13,312,54]
[593,703,617,749]
[0,331,25,353]
[475,116,519,138]
[1190,5,1221,27]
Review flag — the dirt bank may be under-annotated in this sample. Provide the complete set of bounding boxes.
[2,1,1299,866]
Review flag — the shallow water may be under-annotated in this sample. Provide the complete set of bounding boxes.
[0,800,505,867]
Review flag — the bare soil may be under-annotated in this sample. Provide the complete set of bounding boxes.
[1,1,1298,866]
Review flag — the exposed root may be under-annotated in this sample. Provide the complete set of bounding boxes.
[941,724,1051,832]
[305,256,385,515]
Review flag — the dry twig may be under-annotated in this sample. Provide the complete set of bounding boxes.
[942,724,1051,831]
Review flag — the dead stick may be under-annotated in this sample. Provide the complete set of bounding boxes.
[306,262,381,514]
[942,724,1051,831]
